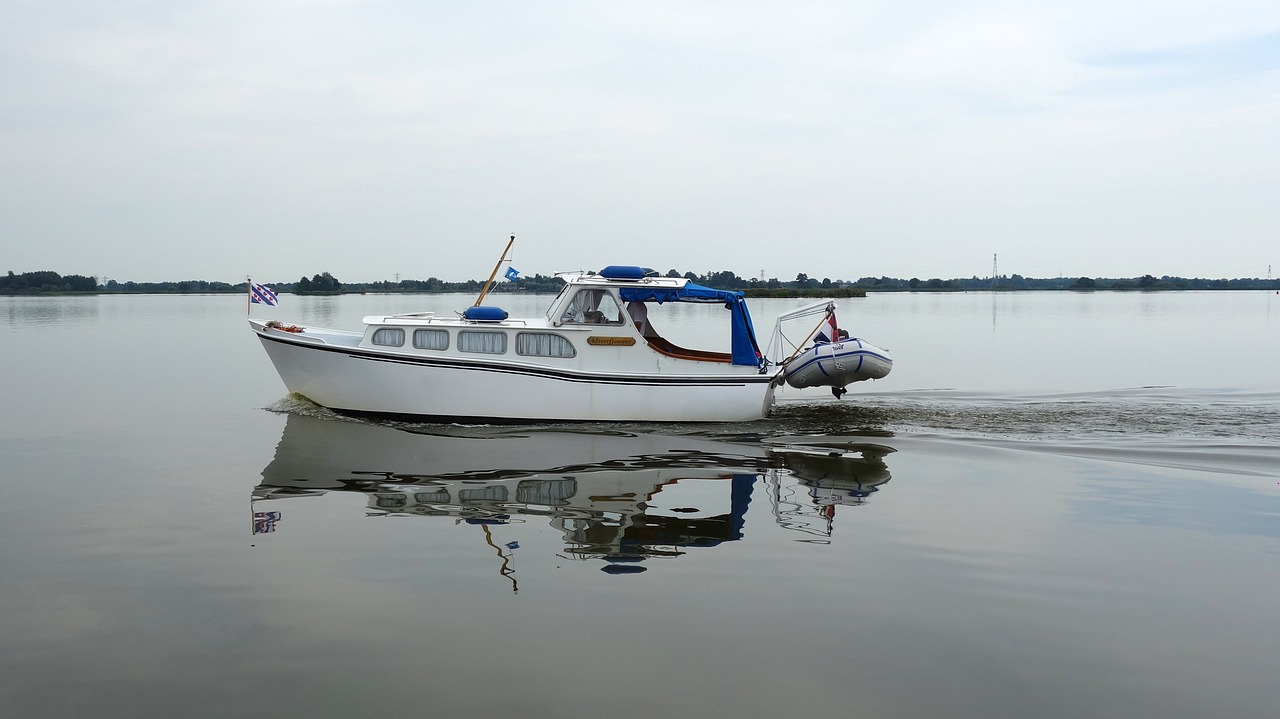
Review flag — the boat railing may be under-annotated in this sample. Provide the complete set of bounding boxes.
[764,299,836,364]
[369,313,534,327]
[260,325,357,347]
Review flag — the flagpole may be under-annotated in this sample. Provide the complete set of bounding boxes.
[474,234,516,307]
[246,277,252,316]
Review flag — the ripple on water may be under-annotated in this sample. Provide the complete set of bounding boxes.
[775,388,1280,443]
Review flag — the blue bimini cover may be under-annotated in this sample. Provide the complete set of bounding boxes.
[618,283,763,367]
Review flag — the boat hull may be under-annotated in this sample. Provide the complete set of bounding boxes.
[782,338,893,390]
[256,330,777,423]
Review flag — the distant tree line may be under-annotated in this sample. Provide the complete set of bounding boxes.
[1,270,97,293]
[362,272,568,294]
[876,273,1280,291]
[294,272,343,294]
[101,279,240,293]
[4,269,1277,296]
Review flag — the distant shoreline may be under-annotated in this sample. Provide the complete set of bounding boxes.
[4,269,1278,296]
[7,286,1280,298]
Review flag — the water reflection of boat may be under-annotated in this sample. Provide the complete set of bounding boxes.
[253,413,895,580]
[766,445,892,540]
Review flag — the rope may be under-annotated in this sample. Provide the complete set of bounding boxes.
[769,307,835,387]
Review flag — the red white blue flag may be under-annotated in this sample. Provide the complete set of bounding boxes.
[817,309,839,343]
[250,282,279,306]
[253,511,281,534]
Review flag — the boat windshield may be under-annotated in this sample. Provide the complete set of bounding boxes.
[559,289,624,325]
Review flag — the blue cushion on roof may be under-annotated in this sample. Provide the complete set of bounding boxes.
[463,306,508,322]
[600,265,654,281]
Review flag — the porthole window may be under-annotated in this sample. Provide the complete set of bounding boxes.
[458,330,507,354]
[413,329,449,350]
[371,328,405,347]
[516,332,576,358]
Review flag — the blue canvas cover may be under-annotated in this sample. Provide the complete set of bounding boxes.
[599,265,655,281]
[463,306,508,322]
[619,283,763,367]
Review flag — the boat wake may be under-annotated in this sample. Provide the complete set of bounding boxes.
[771,388,1280,478]
[791,387,1280,442]
[264,393,352,422]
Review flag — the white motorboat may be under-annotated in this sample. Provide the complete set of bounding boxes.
[250,254,892,422]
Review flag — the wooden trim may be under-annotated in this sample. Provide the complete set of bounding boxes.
[643,336,733,363]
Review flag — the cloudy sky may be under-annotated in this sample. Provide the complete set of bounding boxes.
[3,1,1277,283]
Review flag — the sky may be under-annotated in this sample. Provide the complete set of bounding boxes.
[2,1,1278,284]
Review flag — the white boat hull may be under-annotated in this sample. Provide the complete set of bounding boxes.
[782,338,893,390]
[255,326,777,423]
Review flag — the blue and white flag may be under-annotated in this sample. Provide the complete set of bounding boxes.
[250,282,279,306]
[504,267,520,282]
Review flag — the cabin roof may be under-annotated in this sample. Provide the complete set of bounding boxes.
[558,271,690,290]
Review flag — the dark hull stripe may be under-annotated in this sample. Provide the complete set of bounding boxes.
[328,408,714,425]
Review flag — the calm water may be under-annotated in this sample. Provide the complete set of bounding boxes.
[2,291,1279,718]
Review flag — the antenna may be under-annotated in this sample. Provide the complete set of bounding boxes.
[991,253,998,290]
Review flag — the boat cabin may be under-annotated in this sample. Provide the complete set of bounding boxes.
[349,266,766,371]
[543,266,765,367]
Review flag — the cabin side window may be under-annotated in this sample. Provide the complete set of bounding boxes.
[371,328,405,347]
[515,332,577,358]
[414,490,450,504]
[373,492,407,509]
[560,289,624,325]
[516,478,577,505]
[459,486,509,502]
[458,330,507,354]
[413,328,449,351]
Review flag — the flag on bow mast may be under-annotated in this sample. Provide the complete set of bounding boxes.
[250,282,278,306]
